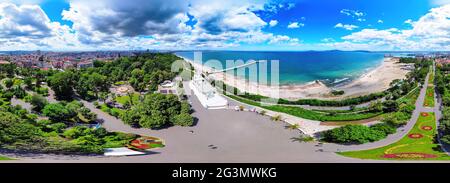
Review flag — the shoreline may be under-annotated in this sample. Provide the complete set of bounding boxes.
[177,55,411,100]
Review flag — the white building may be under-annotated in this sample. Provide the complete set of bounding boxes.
[189,74,228,109]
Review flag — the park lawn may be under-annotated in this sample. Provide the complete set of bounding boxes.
[338,112,450,160]
[100,104,125,118]
[428,71,434,83]
[424,86,435,107]
[397,87,420,106]
[0,156,13,160]
[115,93,140,105]
[227,94,382,122]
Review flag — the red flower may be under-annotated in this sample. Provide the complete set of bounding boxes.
[382,153,437,159]
[408,133,424,139]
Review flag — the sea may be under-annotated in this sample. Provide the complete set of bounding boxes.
[174,50,385,86]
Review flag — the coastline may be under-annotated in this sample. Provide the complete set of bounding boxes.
[178,55,411,100]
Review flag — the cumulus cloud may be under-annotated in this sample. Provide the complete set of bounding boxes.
[377,19,384,23]
[327,4,450,51]
[334,23,358,30]
[0,2,85,51]
[0,3,53,38]
[287,22,304,29]
[62,0,190,44]
[404,19,414,25]
[189,0,267,34]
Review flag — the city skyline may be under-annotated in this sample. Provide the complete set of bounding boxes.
[0,0,449,51]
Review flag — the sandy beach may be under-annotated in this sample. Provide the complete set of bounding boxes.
[183,56,412,100]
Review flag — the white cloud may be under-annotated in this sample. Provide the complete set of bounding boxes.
[321,38,335,42]
[431,0,450,6]
[269,20,278,27]
[340,9,365,17]
[287,3,295,10]
[0,3,52,38]
[377,19,384,23]
[287,22,304,29]
[328,4,450,51]
[334,23,359,30]
[189,0,267,34]
[404,19,414,25]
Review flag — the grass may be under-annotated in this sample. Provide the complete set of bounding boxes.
[115,93,140,105]
[0,156,13,160]
[424,86,435,107]
[397,87,420,105]
[100,104,125,117]
[114,81,126,85]
[227,94,382,122]
[338,112,450,160]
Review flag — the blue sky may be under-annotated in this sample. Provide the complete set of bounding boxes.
[0,0,449,51]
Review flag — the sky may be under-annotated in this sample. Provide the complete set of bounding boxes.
[0,0,449,51]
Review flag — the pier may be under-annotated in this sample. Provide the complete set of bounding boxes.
[209,60,265,74]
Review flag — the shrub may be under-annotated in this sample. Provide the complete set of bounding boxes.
[322,124,386,144]
[382,112,409,127]
[292,135,315,142]
[93,101,100,108]
[259,110,267,115]
[172,113,194,126]
[382,100,399,113]
[42,103,76,122]
[370,123,396,135]
[271,114,282,121]
[441,135,450,145]
[36,87,49,96]
[180,101,191,114]
[30,94,48,112]
[331,90,345,96]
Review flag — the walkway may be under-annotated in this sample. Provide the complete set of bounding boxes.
[209,60,263,74]
[322,66,436,152]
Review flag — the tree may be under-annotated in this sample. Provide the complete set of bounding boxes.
[42,103,76,122]
[30,94,48,112]
[139,110,167,128]
[172,113,194,126]
[369,101,383,112]
[120,93,191,129]
[12,85,26,98]
[180,101,191,114]
[0,111,43,145]
[98,92,108,103]
[382,100,399,113]
[3,78,13,89]
[24,77,34,90]
[48,71,74,100]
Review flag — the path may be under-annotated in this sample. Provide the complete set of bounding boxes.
[322,65,436,152]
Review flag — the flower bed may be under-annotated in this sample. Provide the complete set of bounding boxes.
[408,133,424,139]
[421,112,429,117]
[382,153,438,159]
[421,126,433,131]
[128,136,165,150]
[338,112,450,160]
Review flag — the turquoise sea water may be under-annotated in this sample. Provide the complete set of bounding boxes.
[175,51,384,86]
